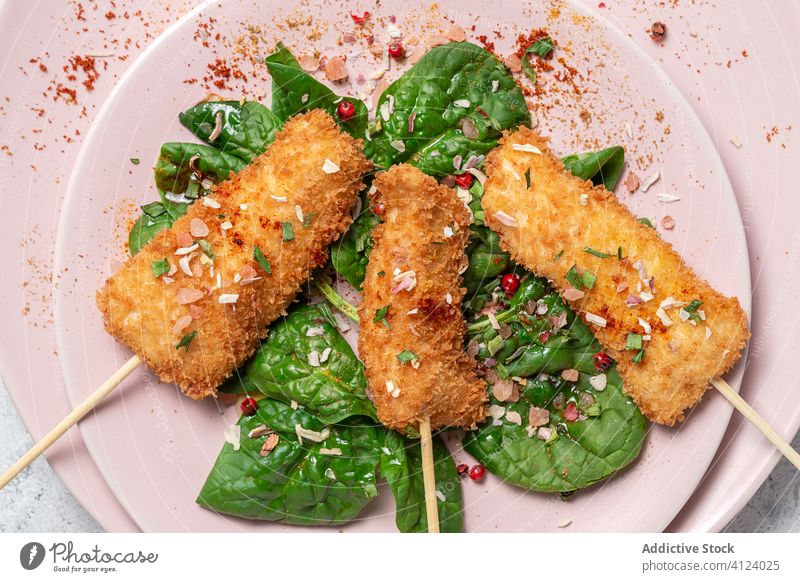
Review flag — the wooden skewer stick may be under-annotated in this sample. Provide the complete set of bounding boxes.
[418,416,440,533]
[711,377,800,471]
[0,354,142,490]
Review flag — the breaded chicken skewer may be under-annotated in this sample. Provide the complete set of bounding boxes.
[481,127,749,426]
[358,165,487,433]
[97,109,371,399]
[0,110,371,490]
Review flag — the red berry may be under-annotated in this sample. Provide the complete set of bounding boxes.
[351,11,370,25]
[240,397,258,416]
[593,352,612,371]
[372,202,385,216]
[337,100,356,121]
[454,173,474,189]
[457,464,469,477]
[564,402,579,422]
[501,273,521,294]
[468,464,486,481]
[388,42,405,59]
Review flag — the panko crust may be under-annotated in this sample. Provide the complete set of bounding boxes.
[482,127,749,426]
[96,109,371,399]
[358,164,487,432]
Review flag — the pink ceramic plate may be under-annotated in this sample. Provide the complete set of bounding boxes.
[52,0,752,532]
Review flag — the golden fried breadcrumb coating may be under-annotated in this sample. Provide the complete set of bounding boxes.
[482,127,749,426]
[358,164,487,432]
[97,110,371,399]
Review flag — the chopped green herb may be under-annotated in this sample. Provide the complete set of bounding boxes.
[253,245,272,274]
[582,270,596,289]
[396,350,419,363]
[217,213,227,220]
[684,298,704,323]
[545,428,559,444]
[130,158,141,165]
[684,299,703,313]
[586,403,602,417]
[282,222,294,241]
[487,334,505,356]
[198,239,215,260]
[175,331,197,352]
[141,201,167,220]
[584,247,613,259]
[565,265,584,289]
[377,271,386,277]
[632,349,645,364]
[617,246,623,260]
[521,37,555,82]
[638,217,655,229]
[524,168,531,189]
[302,212,314,228]
[374,304,391,329]
[552,250,564,262]
[625,333,643,351]
[151,258,170,278]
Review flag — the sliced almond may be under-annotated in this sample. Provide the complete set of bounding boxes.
[260,433,280,457]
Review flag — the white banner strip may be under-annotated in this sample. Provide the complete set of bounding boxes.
[1,533,798,580]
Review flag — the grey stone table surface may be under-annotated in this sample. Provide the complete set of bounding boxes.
[1,380,798,533]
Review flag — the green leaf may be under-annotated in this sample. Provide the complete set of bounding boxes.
[396,350,419,363]
[155,142,246,196]
[366,42,530,172]
[584,247,612,259]
[638,217,655,229]
[220,304,375,424]
[565,264,584,289]
[281,222,294,242]
[197,399,381,524]
[330,202,380,290]
[625,333,643,351]
[463,367,646,492]
[253,245,272,274]
[129,206,175,256]
[198,239,215,260]
[151,258,170,278]
[521,37,555,82]
[175,331,197,352]
[380,431,463,533]
[265,42,368,138]
[373,304,391,329]
[178,100,280,163]
[561,146,625,191]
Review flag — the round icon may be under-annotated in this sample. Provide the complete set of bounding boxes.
[19,542,46,570]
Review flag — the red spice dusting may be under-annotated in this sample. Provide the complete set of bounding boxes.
[204,58,247,91]
[351,12,370,25]
[105,11,116,20]
[67,55,100,91]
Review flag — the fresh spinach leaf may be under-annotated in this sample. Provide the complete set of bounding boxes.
[365,42,529,172]
[128,206,175,256]
[178,100,281,162]
[561,146,625,191]
[380,431,463,533]
[265,42,368,138]
[463,366,646,492]
[330,204,379,290]
[197,399,381,524]
[220,304,376,424]
[155,142,245,196]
